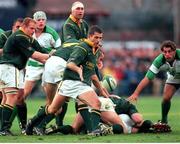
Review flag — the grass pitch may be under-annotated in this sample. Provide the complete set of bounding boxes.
[0,96,180,143]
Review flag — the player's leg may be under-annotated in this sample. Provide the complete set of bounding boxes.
[77,101,92,133]
[78,90,101,131]
[33,82,57,135]
[0,87,19,135]
[161,83,176,123]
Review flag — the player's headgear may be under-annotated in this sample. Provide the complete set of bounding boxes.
[33,11,47,20]
[71,1,84,11]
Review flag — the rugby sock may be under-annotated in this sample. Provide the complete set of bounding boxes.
[9,106,17,124]
[112,124,123,134]
[0,104,3,130]
[161,101,171,123]
[138,120,153,133]
[16,103,27,129]
[57,125,73,134]
[30,106,54,127]
[78,104,92,132]
[1,104,13,131]
[56,102,68,127]
[91,109,101,131]
[37,114,55,129]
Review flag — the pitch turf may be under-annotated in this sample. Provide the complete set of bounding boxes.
[0,96,180,143]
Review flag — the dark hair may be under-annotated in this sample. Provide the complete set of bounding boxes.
[22,17,36,27]
[13,18,23,25]
[160,40,177,51]
[88,25,103,35]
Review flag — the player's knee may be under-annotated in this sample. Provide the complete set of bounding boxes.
[48,105,58,114]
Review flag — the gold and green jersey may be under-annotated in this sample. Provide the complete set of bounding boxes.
[146,49,180,80]
[111,97,138,115]
[0,29,47,70]
[63,39,99,86]
[0,30,12,48]
[60,15,89,44]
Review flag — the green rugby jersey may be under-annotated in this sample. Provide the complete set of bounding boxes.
[63,39,99,86]
[60,15,89,44]
[0,29,47,70]
[111,97,138,114]
[53,39,79,61]
[27,25,61,67]
[0,30,12,48]
[146,49,180,80]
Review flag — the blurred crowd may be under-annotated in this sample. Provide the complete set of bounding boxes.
[101,46,166,96]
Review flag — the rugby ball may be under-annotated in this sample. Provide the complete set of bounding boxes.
[102,75,117,92]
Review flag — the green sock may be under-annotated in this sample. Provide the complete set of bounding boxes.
[1,104,14,131]
[91,109,101,131]
[37,114,55,129]
[16,103,27,129]
[161,101,171,123]
[78,104,92,132]
[58,125,73,134]
[0,104,3,130]
[30,106,53,127]
[112,124,123,134]
[56,102,68,127]
[9,106,17,124]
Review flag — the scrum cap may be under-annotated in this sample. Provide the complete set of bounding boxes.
[33,11,47,20]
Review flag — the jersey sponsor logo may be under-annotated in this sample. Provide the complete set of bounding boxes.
[86,61,94,70]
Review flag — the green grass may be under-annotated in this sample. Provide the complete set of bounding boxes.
[0,96,180,143]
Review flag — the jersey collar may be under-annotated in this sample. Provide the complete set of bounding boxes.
[84,39,99,55]
[69,15,82,26]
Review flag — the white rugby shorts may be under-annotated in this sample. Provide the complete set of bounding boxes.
[98,97,115,112]
[25,66,44,81]
[58,80,94,99]
[42,56,67,84]
[0,64,24,89]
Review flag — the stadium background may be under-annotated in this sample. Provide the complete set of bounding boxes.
[0,0,180,97]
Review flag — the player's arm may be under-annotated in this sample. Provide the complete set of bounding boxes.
[16,35,49,63]
[91,74,109,98]
[31,51,49,64]
[31,38,49,54]
[63,24,77,41]
[66,46,87,81]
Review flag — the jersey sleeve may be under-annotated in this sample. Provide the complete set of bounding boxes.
[15,35,35,58]
[67,45,87,65]
[145,54,165,80]
[0,33,7,48]
[63,23,77,42]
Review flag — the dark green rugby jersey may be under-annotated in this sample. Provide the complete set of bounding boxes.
[63,39,99,86]
[0,28,4,34]
[111,97,138,115]
[0,29,48,70]
[0,30,12,48]
[60,15,89,44]
[53,39,80,61]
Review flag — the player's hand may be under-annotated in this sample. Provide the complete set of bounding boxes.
[127,93,139,102]
[109,94,120,99]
